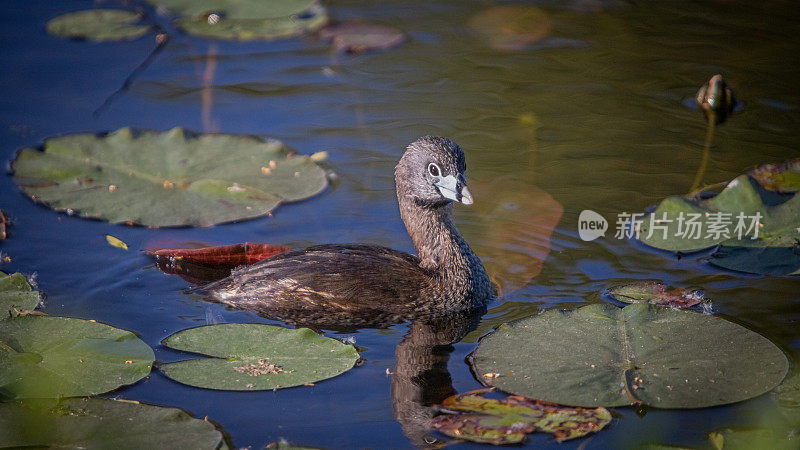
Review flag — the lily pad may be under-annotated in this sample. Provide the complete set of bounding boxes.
[0,316,154,399]
[160,324,359,390]
[0,397,226,449]
[46,10,150,42]
[467,6,553,51]
[638,173,800,275]
[603,281,705,309]
[319,22,405,55]
[12,127,328,227]
[470,303,788,408]
[431,389,611,444]
[708,429,798,450]
[0,272,42,318]
[147,0,327,40]
[749,158,800,194]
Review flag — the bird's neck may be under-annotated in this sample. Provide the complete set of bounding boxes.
[398,197,490,298]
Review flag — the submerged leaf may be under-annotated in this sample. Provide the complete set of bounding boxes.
[0,272,42,319]
[160,324,359,390]
[147,0,327,40]
[431,389,611,444]
[468,6,553,51]
[319,22,405,54]
[0,316,154,399]
[0,397,225,449]
[604,281,704,309]
[467,179,563,295]
[470,303,788,408]
[46,10,150,42]
[11,128,328,227]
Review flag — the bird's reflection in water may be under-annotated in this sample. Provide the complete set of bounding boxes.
[170,262,489,446]
[244,304,486,447]
[391,308,485,446]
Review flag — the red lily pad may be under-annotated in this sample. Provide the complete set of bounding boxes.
[148,242,290,268]
[603,281,705,309]
[148,242,291,285]
[431,388,611,444]
[749,158,800,194]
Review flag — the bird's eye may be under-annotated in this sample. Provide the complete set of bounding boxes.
[428,163,441,177]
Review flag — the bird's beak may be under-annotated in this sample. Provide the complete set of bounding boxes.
[435,174,473,205]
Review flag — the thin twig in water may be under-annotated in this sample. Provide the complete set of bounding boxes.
[93,27,169,118]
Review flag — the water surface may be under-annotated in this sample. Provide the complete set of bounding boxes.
[1,0,798,448]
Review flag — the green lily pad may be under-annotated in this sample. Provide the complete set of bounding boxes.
[638,173,800,275]
[774,371,800,426]
[0,397,226,449]
[0,272,42,319]
[11,127,328,227]
[431,389,611,444]
[603,281,705,309]
[46,10,150,42]
[0,316,154,399]
[470,303,788,408]
[160,324,359,390]
[147,0,327,40]
[708,429,798,450]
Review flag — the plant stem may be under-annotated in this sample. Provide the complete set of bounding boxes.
[689,117,716,194]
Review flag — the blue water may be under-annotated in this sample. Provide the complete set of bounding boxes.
[1,0,799,448]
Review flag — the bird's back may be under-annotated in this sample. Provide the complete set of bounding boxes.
[206,244,436,328]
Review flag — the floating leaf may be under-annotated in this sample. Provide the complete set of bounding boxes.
[266,439,321,449]
[0,397,226,449]
[470,303,788,408]
[160,324,359,390]
[148,242,290,268]
[0,316,154,399]
[603,281,704,309]
[148,242,291,285]
[708,428,798,450]
[467,6,553,51]
[46,10,150,42]
[147,0,327,40]
[106,235,129,251]
[749,158,800,194]
[0,272,42,319]
[638,172,800,275]
[774,371,800,426]
[319,22,405,55]
[431,389,611,444]
[11,127,328,227]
